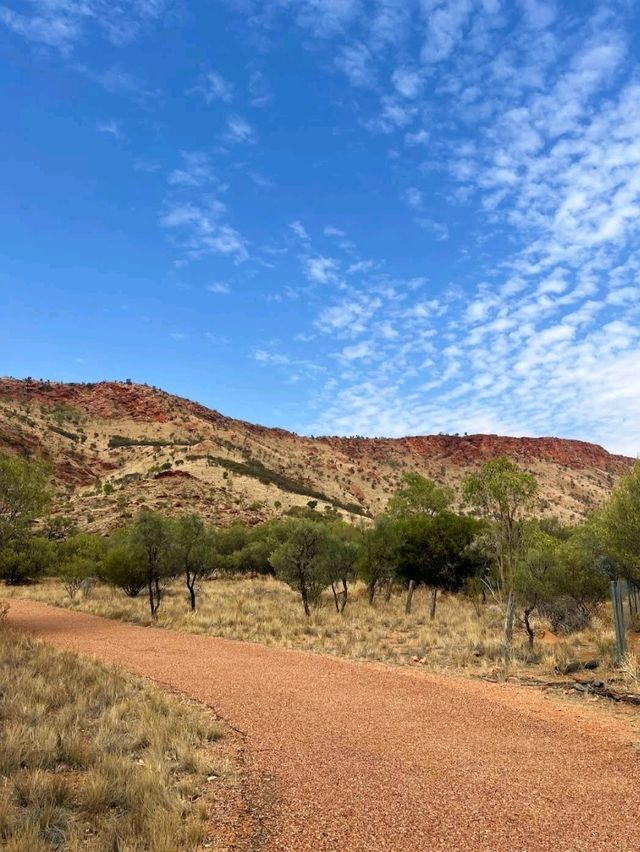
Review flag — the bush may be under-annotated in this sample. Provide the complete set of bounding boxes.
[538,596,592,634]
[0,537,53,585]
[102,546,146,597]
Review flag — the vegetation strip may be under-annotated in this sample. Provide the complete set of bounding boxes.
[2,448,640,693]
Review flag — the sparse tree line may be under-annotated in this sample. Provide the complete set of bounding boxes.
[2,451,640,655]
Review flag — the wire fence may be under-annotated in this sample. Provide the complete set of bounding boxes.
[610,578,640,663]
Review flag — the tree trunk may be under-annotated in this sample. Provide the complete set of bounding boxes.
[301,586,311,617]
[523,606,535,650]
[339,579,348,613]
[405,580,416,615]
[367,579,376,606]
[147,579,157,619]
[429,587,438,621]
[331,582,340,613]
[188,581,196,612]
[153,576,162,617]
[504,588,516,646]
[385,578,394,602]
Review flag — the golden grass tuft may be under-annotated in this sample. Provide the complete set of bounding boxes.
[0,624,230,850]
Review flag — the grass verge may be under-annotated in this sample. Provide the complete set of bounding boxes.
[0,616,232,851]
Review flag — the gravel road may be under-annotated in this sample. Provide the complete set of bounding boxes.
[8,599,640,852]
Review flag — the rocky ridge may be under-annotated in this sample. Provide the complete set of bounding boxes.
[0,378,633,532]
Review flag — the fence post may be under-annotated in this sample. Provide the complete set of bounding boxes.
[611,578,626,665]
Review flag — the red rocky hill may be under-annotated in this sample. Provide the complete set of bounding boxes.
[0,378,633,532]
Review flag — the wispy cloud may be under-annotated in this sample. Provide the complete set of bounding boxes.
[290,220,310,241]
[233,4,640,454]
[168,152,216,187]
[97,119,121,138]
[161,150,249,264]
[197,70,234,103]
[225,114,255,144]
[207,281,231,294]
[304,255,340,284]
[0,0,166,51]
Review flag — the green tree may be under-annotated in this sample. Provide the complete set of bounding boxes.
[171,514,214,611]
[269,520,330,616]
[602,462,640,582]
[357,517,401,605]
[513,529,559,649]
[43,515,78,541]
[57,533,105,598]
[102,541,147,597]
[131,510,174,618]
[463,457,538,645]
[0,454,52,554]
[0,535,53,585]
[515,522,609,645]
[386,472,453,519]
[318,524,361,613]
[396,512,485,616]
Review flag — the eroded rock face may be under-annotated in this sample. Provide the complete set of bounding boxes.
[0,377,633,532]
[318,433,630,473]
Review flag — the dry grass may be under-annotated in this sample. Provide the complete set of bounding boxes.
[0,618,230,851]
[5,576,619,680]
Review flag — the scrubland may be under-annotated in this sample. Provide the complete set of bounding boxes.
[4,576,627,681]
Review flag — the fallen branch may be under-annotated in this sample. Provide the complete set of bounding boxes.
[478,671,640,706]
[554,659,599,675]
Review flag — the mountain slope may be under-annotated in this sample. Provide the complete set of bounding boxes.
[0,378,633,532]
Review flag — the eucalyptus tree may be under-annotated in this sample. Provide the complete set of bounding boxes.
[131,510,174,619]
[269,520,330,616]
[463,457,538,646]
[171,514,215,611]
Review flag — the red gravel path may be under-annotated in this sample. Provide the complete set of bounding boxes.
[8,599,640,851]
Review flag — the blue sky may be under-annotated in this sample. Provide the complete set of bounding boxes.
[1,1,639,454]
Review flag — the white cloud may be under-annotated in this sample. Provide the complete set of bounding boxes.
[405,128,429,146]
[518,0,556,30]
[290,220,310,240]
[392,66,422,98]
[304,255,339,284]
[168,152,215,187]
[420,0,477,64]
[416,218,449,241]
[296,0,362,38]
[0,0,166,51]
[97,120,121,137]
[402,186,423,210]
[207,282,230,294]
[161,200,248,263]
[200,70,234,103]
[225,115,254,144]
[0,5,78,49]
[255,349,290,366]
[336,42,375,87]
[339,340,373,361]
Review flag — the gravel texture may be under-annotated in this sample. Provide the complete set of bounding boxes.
[8,599,640,852]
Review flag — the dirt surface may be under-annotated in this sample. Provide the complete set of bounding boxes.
[8,599,640,851]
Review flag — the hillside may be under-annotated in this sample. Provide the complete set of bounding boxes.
[0,378,633,532]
